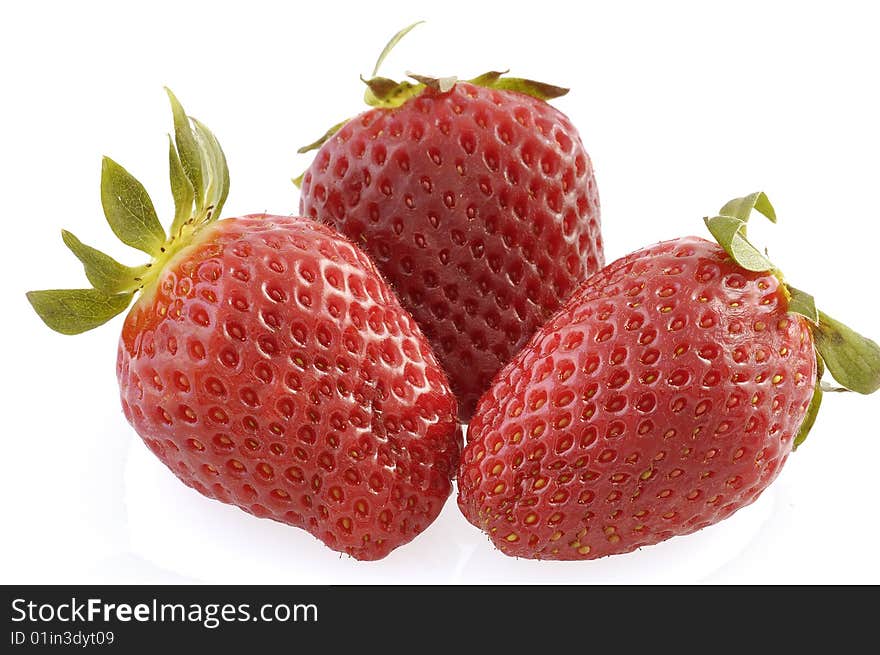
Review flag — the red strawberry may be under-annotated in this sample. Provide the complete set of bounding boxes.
[458,193,880,559]
[27,91,461,561]
[297,24,603,419]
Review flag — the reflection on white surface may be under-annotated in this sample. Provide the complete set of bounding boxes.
[123,439,776,584]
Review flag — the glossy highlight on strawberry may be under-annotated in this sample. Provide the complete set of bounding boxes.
[298,25,602,419]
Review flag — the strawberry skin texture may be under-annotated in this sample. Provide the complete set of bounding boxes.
[299,82,603,419]
[116,215,461,560]
[458,236,816,560]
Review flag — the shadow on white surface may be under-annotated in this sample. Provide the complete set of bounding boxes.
[124,440,776,584]
[86,553,196,584]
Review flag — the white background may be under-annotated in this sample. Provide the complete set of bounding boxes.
[1,0,878,584]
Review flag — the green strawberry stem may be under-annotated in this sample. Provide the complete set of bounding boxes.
[27,90,229,335]
[293,22,570,173]
[706,192,880,446]
[371,21,424,78]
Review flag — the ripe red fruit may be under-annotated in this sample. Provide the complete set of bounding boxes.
[28,91,461,561]
[297,25,602,419]
[458,193,880,559]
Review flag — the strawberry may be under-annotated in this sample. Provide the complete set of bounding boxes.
[458,193,880,560]
[297,24,603,419]
[27,91,461,561]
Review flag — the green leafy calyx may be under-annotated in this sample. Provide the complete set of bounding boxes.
[706,192,880,446]
[27,90,229,335]
[294,22,569,162]
[25,289,134,336]
[813,311,880,395]
[794,354,824,449]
